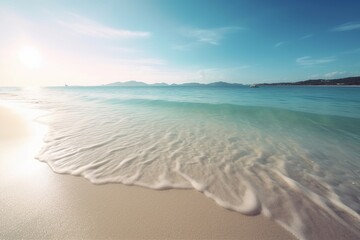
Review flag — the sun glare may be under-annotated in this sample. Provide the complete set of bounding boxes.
[17,46,43,69]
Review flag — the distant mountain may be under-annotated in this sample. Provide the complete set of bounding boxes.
[259,76,360,86]
[207,81,243,87]
[105,81,244,87]
[174,82,205,87]
[104,76,360,87]
[151,82,169,86]
[106,81,148,87]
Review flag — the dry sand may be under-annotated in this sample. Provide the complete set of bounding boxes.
[0,105,296,239]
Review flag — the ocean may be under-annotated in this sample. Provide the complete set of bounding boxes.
[1,86,359,239]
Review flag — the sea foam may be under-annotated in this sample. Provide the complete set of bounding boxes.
[2,86,360,240]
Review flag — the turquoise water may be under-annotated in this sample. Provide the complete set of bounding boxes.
[1,86,359,239]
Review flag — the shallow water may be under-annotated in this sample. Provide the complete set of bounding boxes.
[1,86,359,239]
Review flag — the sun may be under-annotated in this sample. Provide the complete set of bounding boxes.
[17,46,43,69]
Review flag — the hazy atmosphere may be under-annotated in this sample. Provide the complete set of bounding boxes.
[1,0,359,86]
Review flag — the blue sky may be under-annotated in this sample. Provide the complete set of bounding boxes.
[0,0,359,86]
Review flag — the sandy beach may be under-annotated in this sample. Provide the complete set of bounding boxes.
[0,104,296,239]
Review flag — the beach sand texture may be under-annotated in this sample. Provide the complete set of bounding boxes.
[0,105,296,239]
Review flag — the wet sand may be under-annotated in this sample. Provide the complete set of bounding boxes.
[0,105,296,239]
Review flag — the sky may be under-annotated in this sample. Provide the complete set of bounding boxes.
[0,0,360,86]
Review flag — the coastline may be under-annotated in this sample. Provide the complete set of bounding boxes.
[0,104,296,239]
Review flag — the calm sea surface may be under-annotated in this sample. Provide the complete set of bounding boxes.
[1,86,359,239]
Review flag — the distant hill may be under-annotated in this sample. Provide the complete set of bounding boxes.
[104,76,360,87]
[208,81,244,87]
[105,81,244,87]
[106,81,148,86]
[151,82,169,86]
[259,76,360,86]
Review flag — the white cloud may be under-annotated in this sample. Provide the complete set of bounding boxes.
[296,56,336,66]
[309,71,347,80]
[175,26,243,49]
[332,22,360,32]
[57,13,150,39]
[274,41,285,48]
[323,71,346,78]
[300,34,312,40]
[189,27,242,45]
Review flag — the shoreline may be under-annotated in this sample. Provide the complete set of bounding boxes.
[0,104,296,239]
